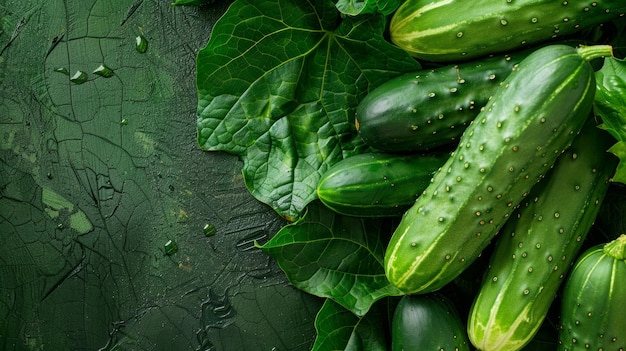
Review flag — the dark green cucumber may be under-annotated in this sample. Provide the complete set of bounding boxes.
[356,50,530,152]
[467,120,617,351]
[384,44,612,294]
[391,293,471,351]
[558,234,626,350]
[390,0,626,62]
[317,152,446,217]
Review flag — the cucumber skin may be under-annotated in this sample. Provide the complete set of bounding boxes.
[384,44,598,295]
[391,293,471,351]
[316,152,446,217]
[557,235,626,350]
[467,121,617,351]
[355,50,530,152]
[390,0,626,62]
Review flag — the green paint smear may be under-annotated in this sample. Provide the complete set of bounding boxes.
[70,211,93,235]
[42,187,93,234]
[42,187,74,212]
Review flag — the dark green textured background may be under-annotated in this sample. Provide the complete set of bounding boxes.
[0,1,321,350]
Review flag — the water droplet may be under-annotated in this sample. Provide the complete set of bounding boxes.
[55,67,69,75]
[456,32,464,38]
[93,64,114,78]
[70,70,88,84]
[136,34,148,53]
[500,19,508,26]
[531,17,538,23]
[120,118,129,125]
[203,223,217,237]
[164,240,178,255]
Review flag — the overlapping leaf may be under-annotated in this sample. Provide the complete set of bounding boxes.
[256,202,404,316]
[311,299,389,351]
[196,0,420,220]
[594,57,626,183]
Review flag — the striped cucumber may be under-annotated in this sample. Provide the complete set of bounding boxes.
[557,234,626,350]
[390,0,626,62]
[317,152,447,217]
[355,50,530,151]
[383,44,612,294]
[467,120,617,351]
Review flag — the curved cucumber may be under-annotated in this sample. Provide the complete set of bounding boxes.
[383,44,611,294]
[391,293,471,351]
[317,152,446,217]
[557,234,626,350]
[356,50,530,152]
[467,120,617,351]
[390,0,626,62]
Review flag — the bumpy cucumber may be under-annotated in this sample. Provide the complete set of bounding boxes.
[390,0,626,62]
[355,50,530,152]
[557,234,626,350]
[317,152,446,217]
[391,293,471,351]
[467,120,617,351]
[383,44,612,294]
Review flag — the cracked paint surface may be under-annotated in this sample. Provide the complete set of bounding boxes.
[0,1,321,350]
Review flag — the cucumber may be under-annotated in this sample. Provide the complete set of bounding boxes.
[355,49,530,152]
[467,120,618,351]
[391,293,471,351]
[317,152,447,217]
[383,44,612,295]
[557,234,626,350]
[390,0,626,62]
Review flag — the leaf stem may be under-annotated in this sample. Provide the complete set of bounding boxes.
[603,234,626,260]
[577,44,614,62]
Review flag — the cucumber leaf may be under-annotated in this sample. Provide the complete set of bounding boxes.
[335,0,401,16]
[196,0,420,221]
[256,201,404,316]
[594,56,626,183]
[312,298,389,351]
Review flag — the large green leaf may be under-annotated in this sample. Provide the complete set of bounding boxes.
[312,298,389,351]
[257,201,404,316]
[594,56,626,183]
[196,0,420,221]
